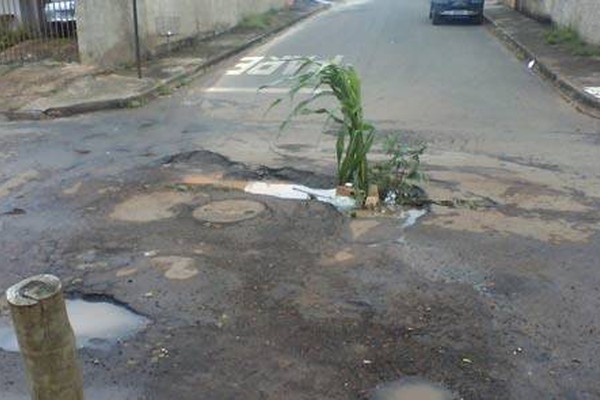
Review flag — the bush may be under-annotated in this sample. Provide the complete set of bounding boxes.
[0,27,30,52]
[369,134,427,206]
[238,9,278,30]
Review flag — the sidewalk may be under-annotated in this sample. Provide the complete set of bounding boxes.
[0,1,326,121]
[484,2,600,116]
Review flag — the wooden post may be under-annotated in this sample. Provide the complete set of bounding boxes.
[6,274,84,400]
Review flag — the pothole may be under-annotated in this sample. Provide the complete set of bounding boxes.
[192,199,265,223]
[0,298,149,352]
[372,378,455,400]
[110,191,198,222]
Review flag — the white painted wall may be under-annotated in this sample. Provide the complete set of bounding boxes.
[76,0,135,66]
[78,0,288,66]
[511,0,600,44]
[548,0,600,45]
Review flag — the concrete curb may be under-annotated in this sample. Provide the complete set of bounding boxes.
[6,5,328,120]
[484,13,600,117]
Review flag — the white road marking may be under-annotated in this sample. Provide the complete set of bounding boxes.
[281,55,308,76]
[247,57,286,75]
[225,56,264,76]
[225,55,344,76]
[584,87,600,99]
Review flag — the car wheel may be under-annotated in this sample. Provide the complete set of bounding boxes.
[473,13,484,25]
[432,11,442,25]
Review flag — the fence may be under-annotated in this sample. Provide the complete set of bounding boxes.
[0,0,78,64]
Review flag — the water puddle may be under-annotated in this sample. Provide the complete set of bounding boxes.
[4,387,141,400]
[401,209,428,228]
[244,181,356,211]
[372,378,455,400]
[0,298,149,352]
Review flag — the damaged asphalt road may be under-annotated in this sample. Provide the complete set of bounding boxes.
[1,0,600,398]
[1,151,506,399]
[0,150,598,399]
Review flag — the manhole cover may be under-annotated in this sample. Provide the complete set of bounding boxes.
[193,199,265,223]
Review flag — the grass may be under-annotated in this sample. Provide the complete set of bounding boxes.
[156,85,174,96]
[545,26,600,57]
[238,9,278,31]
[0,27,31,52]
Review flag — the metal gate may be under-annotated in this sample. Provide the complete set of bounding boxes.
[0,0,78,64]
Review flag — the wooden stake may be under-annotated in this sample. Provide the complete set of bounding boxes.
[6,274,84,400]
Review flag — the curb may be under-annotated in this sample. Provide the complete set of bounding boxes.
[6,5,328,121]
[484,12,600,117]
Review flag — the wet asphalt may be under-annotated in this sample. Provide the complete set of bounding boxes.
[1,0,600,399]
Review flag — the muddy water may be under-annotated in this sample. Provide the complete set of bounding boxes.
[401,209,428,228]
[0,299,149,352]
[372,379,455,400]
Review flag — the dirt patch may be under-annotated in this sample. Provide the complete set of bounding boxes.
[151,256,198,280]
[192,199,266,223]
[0,62,95,112]
[0,169,39,197]
[423,152,600,243]
[110,191,201,222]
[424,206,598,244]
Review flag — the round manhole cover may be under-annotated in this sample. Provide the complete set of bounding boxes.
[193,200,265,223]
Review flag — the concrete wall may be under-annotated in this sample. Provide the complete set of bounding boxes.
[508,0,600,44]
[138,0,286,54]
[78,0,287,66]
[77,0,136,66]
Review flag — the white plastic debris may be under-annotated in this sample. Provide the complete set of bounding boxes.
[244,182,356,211]
[584,87,600,99]
[527,60,536,69]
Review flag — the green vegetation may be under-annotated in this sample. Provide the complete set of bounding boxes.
[0,27,30,52]
[268,59,376,198]
[545,26,600,57]
[238,9,278,31]
[369,134,427,206]
[156,85,174,96]
[266,59,427,207]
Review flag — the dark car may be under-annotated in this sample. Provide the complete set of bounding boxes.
[429,0,485,25]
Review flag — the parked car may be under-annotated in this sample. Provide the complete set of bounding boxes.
[429,0,484,25]
[44,0,76,34]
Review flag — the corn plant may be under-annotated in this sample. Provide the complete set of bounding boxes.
[265,59,375,197]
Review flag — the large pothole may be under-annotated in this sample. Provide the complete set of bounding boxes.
[0,298,149,352]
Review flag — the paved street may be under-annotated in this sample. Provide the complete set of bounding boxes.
[1,0,600,398]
